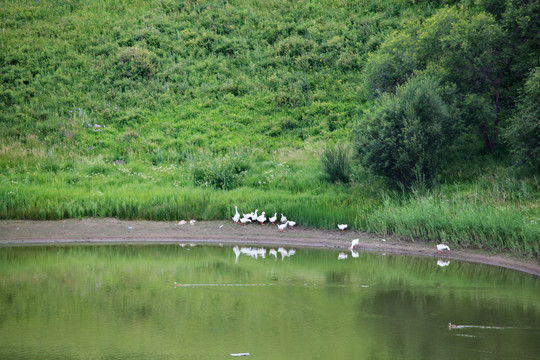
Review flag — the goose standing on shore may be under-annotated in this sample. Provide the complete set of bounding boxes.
[257,212,267,225]
[240,217,252,226]
[269,213,277,224]
[280,213,287,223]
[232,206,240,223]
[437,244,450,253]
[277,221,289,232]
[338,224,348,232]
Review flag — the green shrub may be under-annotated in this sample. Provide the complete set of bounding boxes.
[352,75,455,188]
[505,68,540,175]
[117,46,157,79]
[190,151,250,190]
[321,143,351,184]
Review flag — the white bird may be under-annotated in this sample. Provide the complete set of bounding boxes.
[257,211,267,225]
[269,213,277,224]
[232,206,240,223]
[269,248,278,259]
[338,252,348,260]
[437,244,450,253]
[338,224,347,232]
[350,250,359,258]
[288,221,296,229]
[277,221,289,232]
[251,209,259,222]
[280,213,287,223]
[350,238,359,251]
[240,217,252,225]
[177,220,187,225]
[437,260,450,267]
[190,219,197,225]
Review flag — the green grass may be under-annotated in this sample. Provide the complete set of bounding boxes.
[1,153,538,258]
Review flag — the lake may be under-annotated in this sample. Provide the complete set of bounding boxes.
[0,244,538,359]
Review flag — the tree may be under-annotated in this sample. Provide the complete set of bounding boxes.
[362,4,540,154]
[504,68,540,175]
[352,76,455,188]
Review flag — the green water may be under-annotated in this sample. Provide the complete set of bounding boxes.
[0,245,538,359]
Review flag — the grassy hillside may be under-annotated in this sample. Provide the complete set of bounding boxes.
[1,0,538,258]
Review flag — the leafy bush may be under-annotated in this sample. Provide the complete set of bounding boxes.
[352,75,455,188]
[190,151,250,190]
[117,46,157,79]
[320,143,351,184]
[505,68,540,175]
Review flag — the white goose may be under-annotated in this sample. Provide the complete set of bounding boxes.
[232,205,240,223]
[437,244,450,253]
[257,211,267,225]
[240,217,252,225]
[288,221,296,229]
[277,221,289,232]
[251,209,259,222]
[269,213,277,224]
[350,238,359,250]
[280,213,287,223]
[338,224,348,232]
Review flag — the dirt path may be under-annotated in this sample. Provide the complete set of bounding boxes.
[1,218,538,276]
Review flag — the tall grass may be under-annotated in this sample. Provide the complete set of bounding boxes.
[1,155,538,258]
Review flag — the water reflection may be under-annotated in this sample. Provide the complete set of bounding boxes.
[437,259,451,267]
[0,245,538,360]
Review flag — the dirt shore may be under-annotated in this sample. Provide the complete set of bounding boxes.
[1,218,538,276]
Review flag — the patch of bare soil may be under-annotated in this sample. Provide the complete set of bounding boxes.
[1,218,538,276]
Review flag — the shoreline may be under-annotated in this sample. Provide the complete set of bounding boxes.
[1,218,538,276]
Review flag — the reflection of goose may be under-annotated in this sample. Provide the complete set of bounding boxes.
[257,247,267,259]
[350,250,359,258]
[437,260,450,267]
[174,281,183,287]
[338,252,348,260]
[277,221,289,232]
[269,213,277,224]
[287,249,296,257]
[437,244,450,253]
[269,248,278,259]
[233,246,241,263]
[338,224,347,232]
[350,238,359,250]
[448,323,458,329]
[232,206,240,223]
[278,247,288,261]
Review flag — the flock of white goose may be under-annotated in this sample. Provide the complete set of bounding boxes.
[232,205,299,231]
[232,205,348,233]
[231,205,452,259]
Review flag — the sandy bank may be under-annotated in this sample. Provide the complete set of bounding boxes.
[0,218,538,276]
